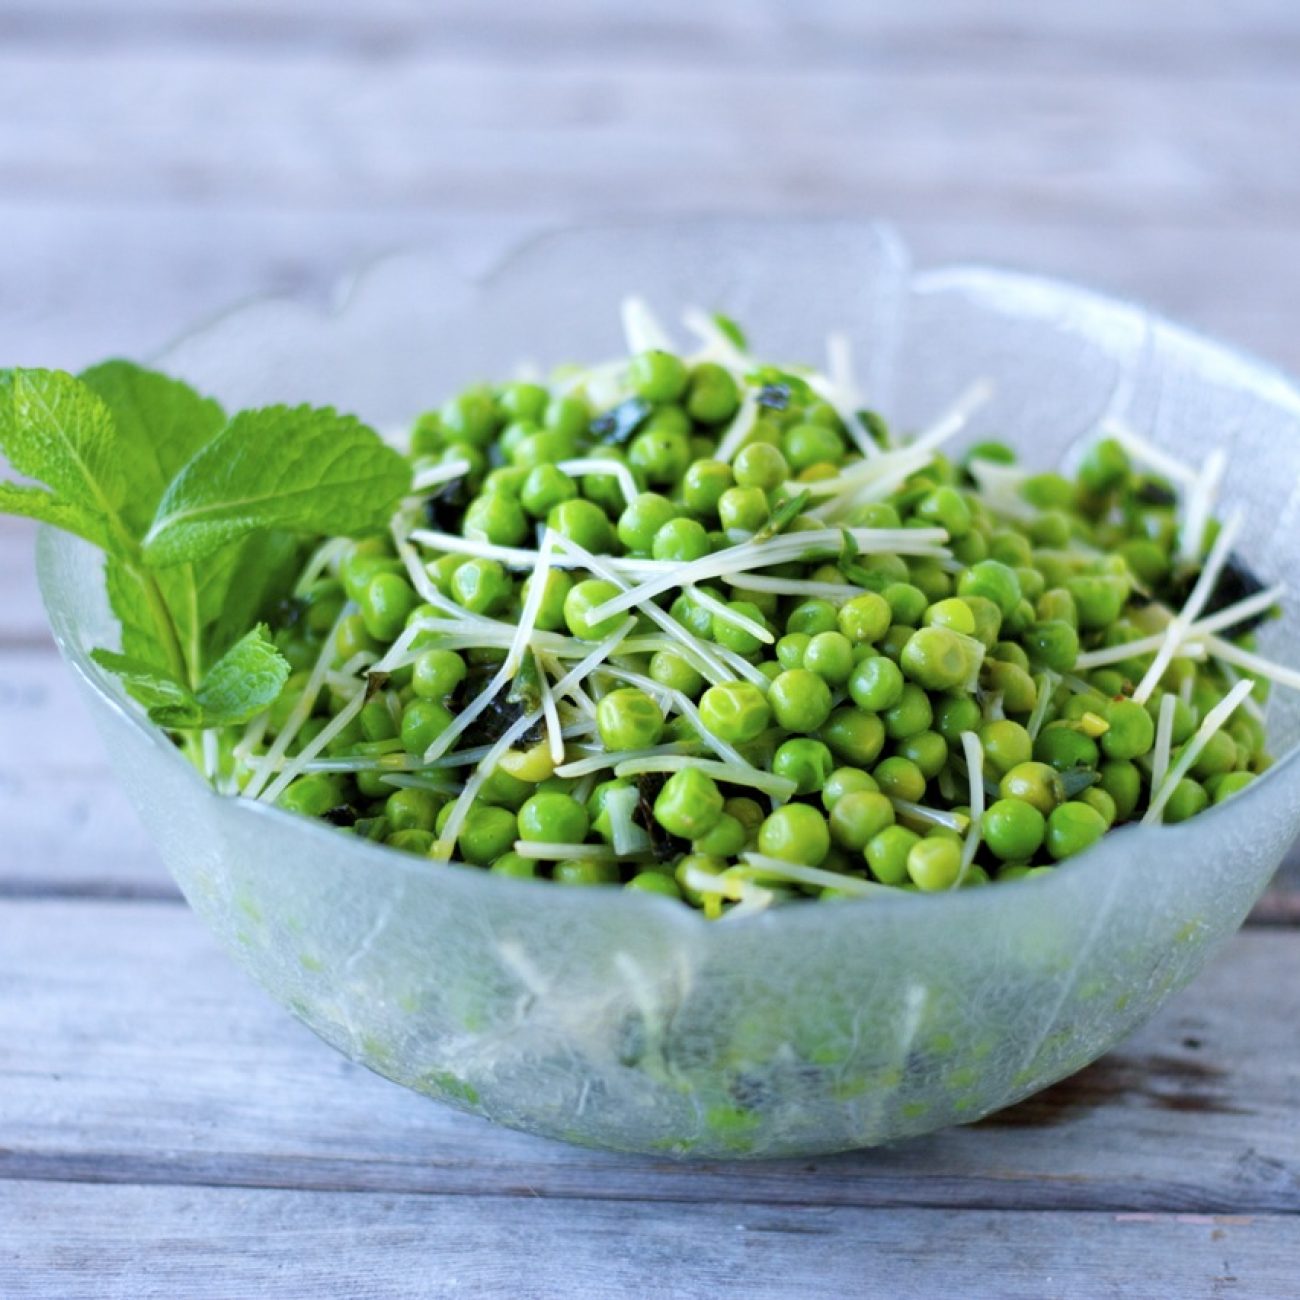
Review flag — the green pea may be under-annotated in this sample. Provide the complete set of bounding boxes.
[698,681,772,744]
[516,464,576,518]
[564,579,625,641]
[541,394,589,442]
[647,649,704,698]
[820,707,887,766]
[548,498,615,553]
[883,682,933,740]
[982,660,1038,714]
[771,737,835,795]
[961,594,1003,648]
[625,870,682,898]
[901,626,969,691]
[1099,759,1142,821]
[795,630,851,686]
[451,806,517,866]
[820,767,878,812]
[734,442,789,491]
[334,613,380,662]
[386,828,435,855]
[776,632,810,671]
[987,529,1033,568]
[616,492,676,553]
[982,798,1046,861]
[880,581,926,627]
[1079,786,1117,827]
[1045,801,1107,860]
[497,381,548,424]
[1078,437,1130,494]
[1066,574,1130,630]
[1022,619,1079,673]
[718,485,770,533]
[277,773,348,819]
[1191,730,1238,780]
[596,687,664,751]
[652,516,711,562]
[1208,770,1255,804]
[1036,587,1078,628]
[828,789,895,851]
[758,803,831,866]
[686,363,740,424]
[838,593,892,645]
[450,558,512,616]
[1034,722,1100,771]
[979,719,1033,777]
[478,766,533,810]
[933,695,982,746]
[554,857,620,887]
[865,825,919,885]
[386,787,441,833]
[902,836,960,890]
[923,597,977,637]
[490,851,538,879]
[873,755,926,803]
[692,812,748,858]
[517,791,589,844]
[897,730,948,779]
[767,668,833,733]
[462,492,528,547]
[957,560,1021,617]
[359,694,398,743]
[783,422,844,472]
[1000,761,1065,815]
[783,602,834,638]
[681,460,734,516]
[843,654,901,714]
[670,592,713,639]
[654,768,725,839]
[725,796,765,838]
[400,698,454,755]
[629,349,689,402]
[440,389,499,447]
[1022,471,1074,511]
[917,485,972,538]
[1102,699,1155,760]
[711,600,769,655]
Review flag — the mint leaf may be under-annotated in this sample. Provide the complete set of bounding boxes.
[181,623,290,727]
[0,481,111,548]
[142,405,410,566]
[90,649,197,717]
[92,625,289,729]
[78,361,225,534]
[202,531,303,664]
[0,368,131,553]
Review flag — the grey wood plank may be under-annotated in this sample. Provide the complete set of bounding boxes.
[4,53,1300,228]
[5,0,1300,78]
[2,900,1298,1213]
[2,1181,1295,1300]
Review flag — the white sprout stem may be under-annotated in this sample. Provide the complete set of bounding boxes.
[713,389,761,463]
[1132,511,1242,705]
[809,449,934,521]
[1148,693,1178,824]
[1102,416,1199,488]
[392,524,496,627]
[431,618,636,861]
[554,741,702,780]
[955,731,985,887]
[890,798,971,833]
[1142,680,1254,825]
[967,458,1038,523]
[553,534,737,686]
[913,378,995,453]
[585,526,949,622]
[737,854,892,897]
[411,457,472,492]
[681,306,750,371]
[666,688,755,770]
[557,458,640,507]
[1218,662,1267,722]
[621,294,674,354]
[513,841,617,861]
[1199,635,1300,692]
[686,584,775,645]
[409,528,672,576]
[258,684,369,806]
[241,603,350,801]
[724,573,863,601]
[293,536,350,595]
[1178,448,1227,567]
[710,644,774,692]
[613,756,795,800]
[810,334,878,462]
[535,649,566,766]
[593,662,674,711]
[1073,582,1283,671]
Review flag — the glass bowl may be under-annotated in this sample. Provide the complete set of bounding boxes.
[38,220,1300,1158]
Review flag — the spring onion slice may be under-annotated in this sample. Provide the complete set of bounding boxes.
[613,756,795,800]
[1133,511,1241,704]
[955,731,985,887]
[1142,680,1254,824]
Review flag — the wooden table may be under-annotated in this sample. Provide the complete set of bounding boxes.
[3,4,1299,1296]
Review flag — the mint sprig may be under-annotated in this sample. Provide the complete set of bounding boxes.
[0,362,411,739]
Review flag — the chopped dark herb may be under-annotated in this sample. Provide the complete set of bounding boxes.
[451,661,545,750]
[756,383,791,411]
[321,804,360,827]
[590,396,653,447]
[1060,769,1102,798]
[424,475,471,532]
[272,595,307,630]
[633,772,689,863]
[353,815,391,842]
[744,366,813,404]
[1133,477,1177,508]
[1169,552,1273,635]
[365,670,391,701]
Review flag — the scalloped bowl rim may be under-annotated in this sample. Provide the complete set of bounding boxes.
[42,220,1300,940]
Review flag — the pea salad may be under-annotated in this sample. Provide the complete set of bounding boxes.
[3,302,1296,917]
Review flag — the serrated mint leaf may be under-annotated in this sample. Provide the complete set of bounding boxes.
[184,623,290,727]
[0,368,132,553]
[90,648,199,721]
[202,531,303,663]
[78,361,225,534]
[0,481,111,548]
[142,405,410,567]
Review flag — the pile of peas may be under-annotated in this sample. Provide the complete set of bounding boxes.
[253,336,1274,914]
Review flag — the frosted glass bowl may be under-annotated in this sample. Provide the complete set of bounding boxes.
[39,220,1300,1158]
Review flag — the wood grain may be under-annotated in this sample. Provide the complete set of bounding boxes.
[3,900,1298,1214]
[3,1181,1295,1300]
